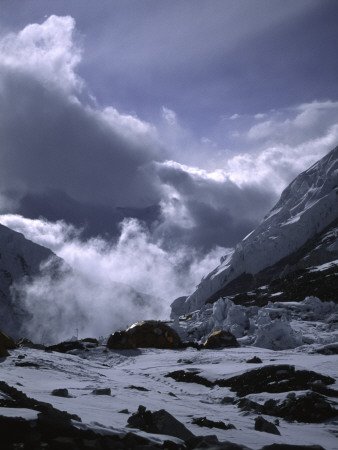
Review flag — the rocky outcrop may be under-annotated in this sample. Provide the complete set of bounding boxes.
[239,391,338,423]
[127,405,194,440]
[107,320,182,350]
[203,330,239,349]
[192,416,236,430]
[0,329,15,357]
[254,416,280,435]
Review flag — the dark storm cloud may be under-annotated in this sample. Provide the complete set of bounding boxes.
[1,0,337,144]
[0,71,161,208]
[152,162,276,250]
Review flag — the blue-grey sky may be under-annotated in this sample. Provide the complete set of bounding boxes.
[0,0,338,254]
[1,1,338,145]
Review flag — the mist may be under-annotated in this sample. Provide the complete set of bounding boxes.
[2,214,227,343]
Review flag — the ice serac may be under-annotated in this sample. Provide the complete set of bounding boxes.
[0,222,63,335]
[172,146,338,317]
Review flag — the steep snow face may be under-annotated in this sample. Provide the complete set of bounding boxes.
[172,146,338,316]
[0,223,61,334]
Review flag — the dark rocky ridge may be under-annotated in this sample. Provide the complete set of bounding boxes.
[205,219,338,307]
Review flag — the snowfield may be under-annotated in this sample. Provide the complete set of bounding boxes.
[1,330,338,449]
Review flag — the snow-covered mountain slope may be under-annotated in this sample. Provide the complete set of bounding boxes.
[172,146,338,317]
[0,223,63,335]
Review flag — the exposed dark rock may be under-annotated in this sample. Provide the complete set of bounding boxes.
[52,388,70,398]
[192,417,236,430]
[216,365,335,396]
[205,218,338,307]
[92,388,111,395]
[185,434,220,449]
[237,398,265,414]
[107,320,182,350]
[254,416,280,435]
[0,382,170,449]
[15,361,40,368]
[203,330,239,349]
[81,337,100,344]
[220,396,236,405]
[238,391,338,423]
[246,356,262,364]
[16,337,45,350]
[315,343,338,355]
[186,434,252,450]
[46,340,85,353]
[0,329,15,357]
[271,391,338,423]
[0,380,80,421]
[165,370,213,388]
[308,380,338,397]
[165,364,336,401]
[125,385,150,391]
[127,405,194,441]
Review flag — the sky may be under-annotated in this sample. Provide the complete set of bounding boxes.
[0,0,338,326]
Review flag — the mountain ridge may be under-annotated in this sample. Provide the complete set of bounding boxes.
[172,146,338,317]
[0,222,64,336]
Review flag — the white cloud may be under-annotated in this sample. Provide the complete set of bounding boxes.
[228,122,338,191]
[1,213,226,342]
[160,160,228,183]
[0,15,82,95]
[248,101,338,143]
[161,106,177,126]
[254,113,266,120]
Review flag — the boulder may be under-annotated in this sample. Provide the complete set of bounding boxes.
[192,416,236,430]
[46,340,84,353]
[127,405,194,441]
[203,330,239,349]
[81,337,99,345]
[16,337,45,350]
[107,321,181,350]
[51,389,69,398]
[0,330,16,357]
[254,416,280,435]
[92,388,111,396]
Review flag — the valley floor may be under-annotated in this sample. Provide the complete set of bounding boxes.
[1,343,337,449]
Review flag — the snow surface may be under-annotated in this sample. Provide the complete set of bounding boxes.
[173,146,338,316]
[1,341,337,449]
